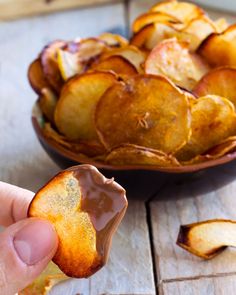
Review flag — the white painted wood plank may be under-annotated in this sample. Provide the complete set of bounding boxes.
[162,275,236,295]
[150,162,236,284]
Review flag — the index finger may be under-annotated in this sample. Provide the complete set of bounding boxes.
[0,181,34,226]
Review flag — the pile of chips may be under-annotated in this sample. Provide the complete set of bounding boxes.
[29,0,236,168]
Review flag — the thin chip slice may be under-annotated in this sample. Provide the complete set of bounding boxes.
[91,55,138,78]
[39,88,57,123]
[182,16,216,49]
[177,219,236,259]
[28,165,128,278]
[95,75,191,153]
[193,67,236,109]
[145,38,209,90]
[19,262,66,295]
[43,123,107,157]
[198,24,236,67]
[181,136,236,165]
[106,144,180,167]
[150,0,205,24]
[41,40,66,92]
[55,71,117,141]
[100,45,146,72]
[132,11,181,33]
[98,33,128,47]
[175,95,236,161]
[28,59,51,95]
[131,22,198,51]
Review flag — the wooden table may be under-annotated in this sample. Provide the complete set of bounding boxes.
[0,1,236,294]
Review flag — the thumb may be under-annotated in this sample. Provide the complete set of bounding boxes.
[0,218,58,295]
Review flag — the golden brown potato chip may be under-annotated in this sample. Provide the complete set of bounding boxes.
[181,136,236,165]
[177,219,236,259]
[28,59,51,95]
[145,38,209,90]
[28,165,128,278]
[98,32,128,47]
[175,95,236,161]
[150,0,205,24]
[39,88,57,123]
[182,16,216,49]
[100,45,146,72]
[19,262,66,295]
[54,71,117,141]
[91,55,138,78]
[132,11,181,33]
[131,22,198,51]
[43,123,106,157]
[198,24,236,67]
[95,75,191,153]
[106,144,180,167]
[193,67,236,109]
[41,40,66,92]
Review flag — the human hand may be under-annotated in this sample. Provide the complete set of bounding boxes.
[0,181,58,295]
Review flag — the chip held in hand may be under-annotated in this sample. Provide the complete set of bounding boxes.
[28,165,128,278]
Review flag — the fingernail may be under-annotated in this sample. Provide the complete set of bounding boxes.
[13,220,57,265]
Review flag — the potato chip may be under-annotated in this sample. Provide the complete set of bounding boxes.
[177,219,236,259]
[131,22,198,51]
[182,16,216,49]
[43,123,106,157]
[19,262,66,295]
[91,55,138,78]
[132,11,181,33]
[54,71,117,141]
[145,38,209,90]
[95,75,191,153]
[193,67,236,109]
[100,45,146,72]
[214,18,229,33]
[28,59,51,95]
[175,95,236,161]
[150,0,205,24]
[98,32,128,47]
[39,88,57,123]
[106,144,180,167]
[28,165,128,278]
[198,24,236,67]
[41,40,66,92]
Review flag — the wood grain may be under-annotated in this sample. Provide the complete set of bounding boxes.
[161,274,236,295]
[150,161,236,286]
[0,0,122,20]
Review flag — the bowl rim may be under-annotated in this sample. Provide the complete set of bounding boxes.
[32,102,236,174]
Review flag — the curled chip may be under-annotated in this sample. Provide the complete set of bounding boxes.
[39,88,57,123]
[41,40,66,92]
[28,165,128,278]
[106,144,180,167]
[177,220,236,259]
[91,55,138,79]
[95,75,191,153]
[150,0,205,24]
[131,22,198,51]
[98,33,128,47]
[145,38,209,90]
[54,71,117,141]
[19,262,66,295]
[193,67,236,109]
[132,11,181,33]
[100,45,146,72]
[198,24,236,67]
[28,59,51,95]
[175,95,236,161]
